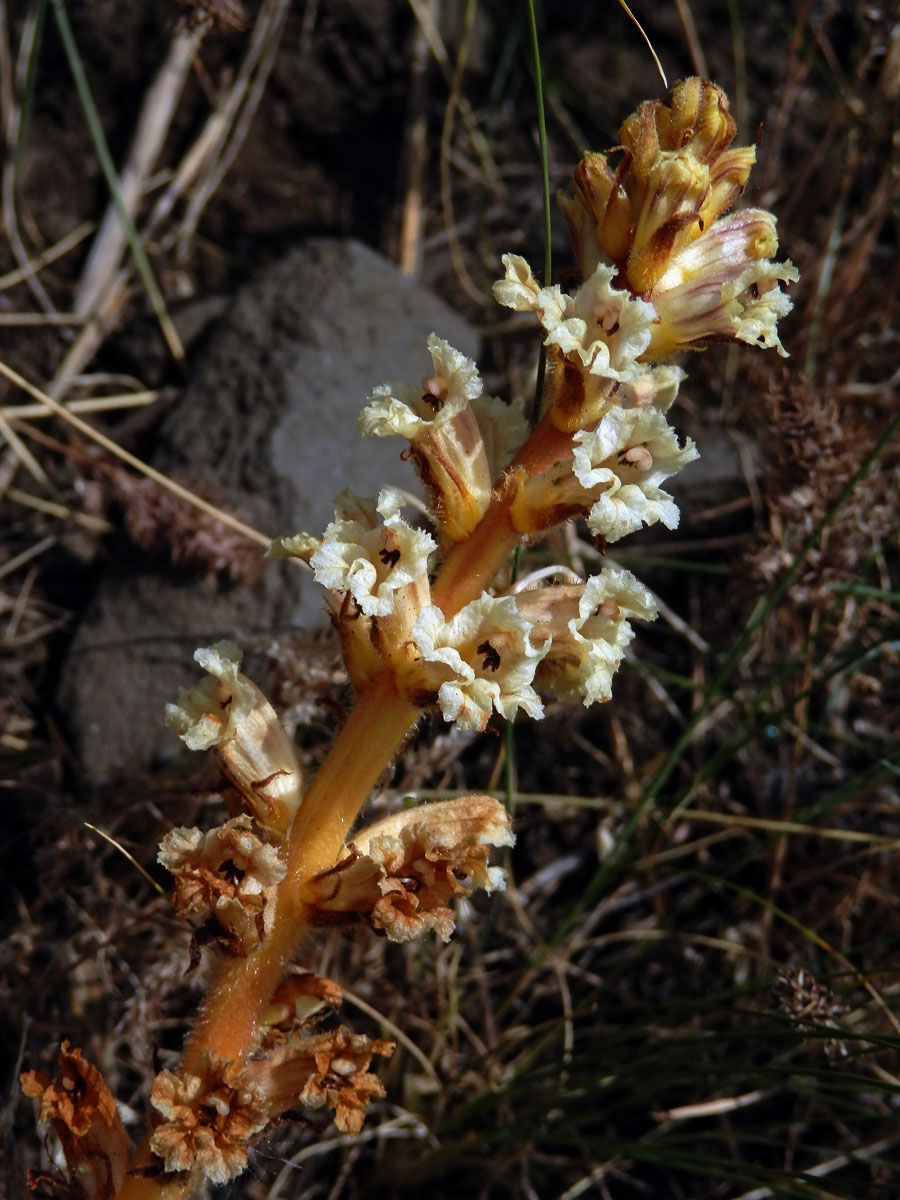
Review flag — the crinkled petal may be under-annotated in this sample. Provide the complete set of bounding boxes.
[358,333,483,441]
[572,406,699,542]
[412,594,547,731]
[310,488,436,617]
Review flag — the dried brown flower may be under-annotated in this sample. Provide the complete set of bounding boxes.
[305,795,514,942]
[149,1054,267,1184]
[158,814,286,953]
[243,1026,395,1136]
[20,1042,127,1200]
[263,973,344,1035]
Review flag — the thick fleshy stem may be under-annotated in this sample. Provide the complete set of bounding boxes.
[432,412,575,614]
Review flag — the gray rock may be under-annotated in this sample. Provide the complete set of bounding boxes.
[60,239,478,781]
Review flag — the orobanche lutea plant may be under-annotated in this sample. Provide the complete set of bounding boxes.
[23,78,796,1198]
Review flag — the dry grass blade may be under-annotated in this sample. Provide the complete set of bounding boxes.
[0,410,46,484]
[6,486,112,532]
[74,19,210,318]
[0,358,272,548]
[439,0,487,305]
[1,390,158,421]
[398,7,431,277]
[173,0,291,255]
[48,0,185,364]
[2,1,58,316]
[0,219,93,291]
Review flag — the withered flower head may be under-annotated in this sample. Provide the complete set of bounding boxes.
[150,1054,267,1185]
[158,814,286,954]
[21,1042,127,1200]
[243,1026,394,1136]
[305,795,514,942]
[165,641,303,841]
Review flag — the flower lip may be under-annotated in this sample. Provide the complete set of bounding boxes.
[359,333,483,441]
[410,593,548,731]
[309,488,436,618]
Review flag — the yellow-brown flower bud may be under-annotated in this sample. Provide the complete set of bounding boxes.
[560,78,757,294]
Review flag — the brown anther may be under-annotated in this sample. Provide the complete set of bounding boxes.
[421,373,449,413]
[218,858,245,885]
[477,640,502,672]
[378,547,401,569]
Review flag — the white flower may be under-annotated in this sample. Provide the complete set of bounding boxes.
[310,488,436,617]
[494,254,657,413]
[572,406,699,542]
[411,594,548,731]
[517,568,657,705]
[358,333,482,441]
[359,337,521,542]
[646,210,798,359]
[165,642,303,840]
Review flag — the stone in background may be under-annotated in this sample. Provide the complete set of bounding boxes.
[59,240,477,781]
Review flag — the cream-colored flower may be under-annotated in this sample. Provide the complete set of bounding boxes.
[159,815,286,954]
[494,254,655,429]
[310,488,435,618]
[646,209,798,358]
[410,593,547,731]
[306,795,514,942]
[505,403,696,540]
[359,336,508,541]
[572,405,699,542]
[359,333,482,440]
[516,568,658,705]
[165,642,303,841]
